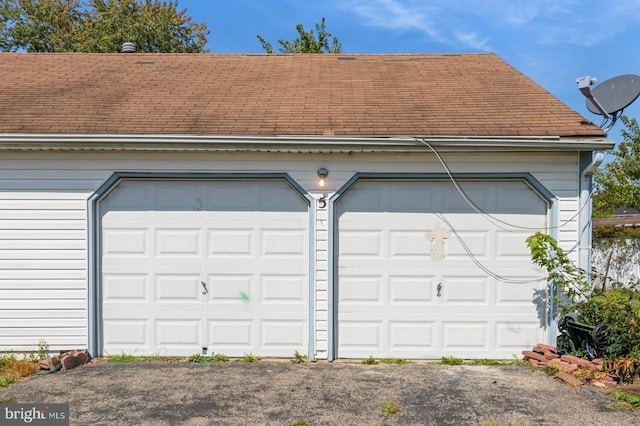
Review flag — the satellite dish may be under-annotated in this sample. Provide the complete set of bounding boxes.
[586,74,640,115]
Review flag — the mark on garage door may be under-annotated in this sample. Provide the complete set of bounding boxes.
[332,175,551,360]
[93,176,312,358]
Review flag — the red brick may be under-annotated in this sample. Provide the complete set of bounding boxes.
[560,354,594,369]
[544,350,560,360]
[522,350,547,363]
[554,371,584,387]
[536,343,558,354]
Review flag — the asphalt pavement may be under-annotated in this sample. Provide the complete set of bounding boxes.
[1,361,639,425]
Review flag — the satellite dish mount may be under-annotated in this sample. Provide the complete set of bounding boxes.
[577,74,640,132]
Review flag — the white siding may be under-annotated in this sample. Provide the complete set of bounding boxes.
[0,150,580,357]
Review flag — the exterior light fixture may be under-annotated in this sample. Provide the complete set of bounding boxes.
[317,168,328,187]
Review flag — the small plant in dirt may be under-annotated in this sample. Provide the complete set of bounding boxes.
[440,356,463,365]
[510,354,528,366]
[378,400,401,425]
[37,339,49,361]
[290,420,309,426]
[543,365,560,376]
[361,356,379,365]
[188,354,206,363]
[0,377,16,387]
[0,398,17,403]
[210,353,229,363]
[379,357,410,365]
[292,351,307,363]
[240,353,259,363]
[107,352,136,363]
[469,359,506,366]
[610,391,640,410]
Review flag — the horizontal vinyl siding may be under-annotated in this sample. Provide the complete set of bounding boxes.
[0,189,87,352]
[0,150,581,357]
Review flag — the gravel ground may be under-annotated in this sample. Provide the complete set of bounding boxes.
[1,361,640,425]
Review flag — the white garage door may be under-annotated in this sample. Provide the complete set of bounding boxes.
[100,179,309,357]
[336,179,547,359]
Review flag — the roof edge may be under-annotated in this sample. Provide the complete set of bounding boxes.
[0,134,614,152]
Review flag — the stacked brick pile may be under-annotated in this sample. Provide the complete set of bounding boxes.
[39,349,91,372]
[522,343,617,388]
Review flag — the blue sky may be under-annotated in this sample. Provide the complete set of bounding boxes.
[180,0,640,146]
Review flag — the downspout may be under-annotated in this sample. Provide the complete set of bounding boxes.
[579,151,604,285]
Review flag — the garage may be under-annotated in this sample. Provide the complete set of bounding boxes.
[335,178,548,359]
[99,178,310,357]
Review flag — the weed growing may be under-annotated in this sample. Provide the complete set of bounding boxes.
[0,353,36,388]
[379,400,401,425]
[240,353,259,363]
[378,358,410,365]
[292,351,308,363]
[440,356,463,365]
[107,352,137,363]
[210,353,229,363]
[610,391,640,410]
[361,356,379,365]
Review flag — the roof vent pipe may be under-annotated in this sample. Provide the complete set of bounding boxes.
[121,42,137,53]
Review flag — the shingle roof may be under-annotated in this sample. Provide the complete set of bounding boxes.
[0,53,605,137]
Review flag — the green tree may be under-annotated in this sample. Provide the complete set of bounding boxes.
[257,17,342,54]
[0,0,209,52]
[593,116,640,217]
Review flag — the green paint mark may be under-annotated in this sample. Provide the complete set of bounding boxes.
[239,291,250,303]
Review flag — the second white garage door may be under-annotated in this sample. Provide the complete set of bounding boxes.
[100,179,309,357]
[336,179,548,359]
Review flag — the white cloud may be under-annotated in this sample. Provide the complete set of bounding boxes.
[342,0,640,50]
[455,32,491,51]
[345,0,444,42]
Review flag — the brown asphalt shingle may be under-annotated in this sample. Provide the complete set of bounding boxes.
[0,53,605,137]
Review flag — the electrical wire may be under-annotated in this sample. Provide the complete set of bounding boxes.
[436,214,546,284]
[415,139,600,284]
[417,138,595,232]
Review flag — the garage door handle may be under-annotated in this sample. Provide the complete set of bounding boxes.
[201,281,209,295]
[437,282,442,297]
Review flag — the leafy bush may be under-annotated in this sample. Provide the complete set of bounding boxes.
[527,232,640,360]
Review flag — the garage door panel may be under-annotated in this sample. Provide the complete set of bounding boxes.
[103,228,149,256]
[155,274,200,301]
[101,179,309,357]
[442,322,489,349]
[103,274,148,300]
[260,276,306,303]
[339,321,381,349]
[339,231,382,257]
[208,229,253,256]
[389,321,434,350]
[389,276,435,304]
[103,321,148,347]
[339,276,382,303]
[337,180,547,359]
[496,322,541,350]
[155,229,201,257]
[389,231,430,257]
[260,321,306,347]
[156,320,201,346]
[442,277,489,304]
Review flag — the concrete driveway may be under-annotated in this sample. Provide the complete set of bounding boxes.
[1,361,639,425]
